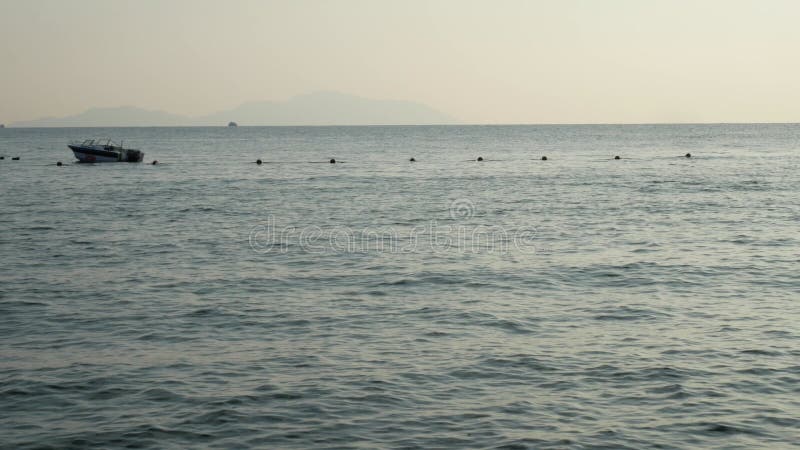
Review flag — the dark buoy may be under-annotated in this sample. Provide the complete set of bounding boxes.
[685,153,691,158]
[541,156,548,161]
[56,161,62,166]
[152,160,158,165]
[614,155,621,160]
[409,157,416,162]
[11,157,19,160]
[256,159,262,165]
[477,156,484,161]
[0,156,4,160]
[330,158,336,164]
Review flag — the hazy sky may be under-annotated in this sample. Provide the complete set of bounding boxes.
[1,0,799,124]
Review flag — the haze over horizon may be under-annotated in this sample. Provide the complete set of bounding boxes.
[2,0,800,125]
[8,91,459,127]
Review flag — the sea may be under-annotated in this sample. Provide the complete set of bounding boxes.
[1,124,799,449]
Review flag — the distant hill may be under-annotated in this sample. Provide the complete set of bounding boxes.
[11,106,190,127]
[10,92,457,127]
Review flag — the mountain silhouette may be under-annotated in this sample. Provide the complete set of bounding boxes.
[11,106,188,127]
[11,92,457,127]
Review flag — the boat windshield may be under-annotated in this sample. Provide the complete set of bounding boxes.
[79,139,120,147]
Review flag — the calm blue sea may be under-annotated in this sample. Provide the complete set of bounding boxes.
[1,124,799,449]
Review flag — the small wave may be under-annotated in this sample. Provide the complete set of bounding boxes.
[182,408,250,427]
[139,387,185,402]
[704,423,759,435]
[482,354,553,371]
[592,305,671,321]
[740,349,783,356]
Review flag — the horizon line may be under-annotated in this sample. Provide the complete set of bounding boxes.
[4,121,800,129]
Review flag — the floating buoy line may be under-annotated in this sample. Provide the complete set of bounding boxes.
[0,154,700,166]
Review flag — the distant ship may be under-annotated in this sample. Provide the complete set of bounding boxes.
[68,139,144,163]
[228,121,238,127]
[0,124,5,128]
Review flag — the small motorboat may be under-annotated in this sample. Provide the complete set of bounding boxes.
[68,139,144,163]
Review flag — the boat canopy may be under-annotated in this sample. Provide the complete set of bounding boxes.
[70,138,123,147]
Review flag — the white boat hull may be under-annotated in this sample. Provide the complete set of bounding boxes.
[71,149,121,163]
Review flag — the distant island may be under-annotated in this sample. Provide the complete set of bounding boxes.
[9,91,457,127]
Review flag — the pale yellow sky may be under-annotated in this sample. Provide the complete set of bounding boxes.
[1,0,799,124]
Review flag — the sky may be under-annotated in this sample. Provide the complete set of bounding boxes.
[1,0,799,124]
